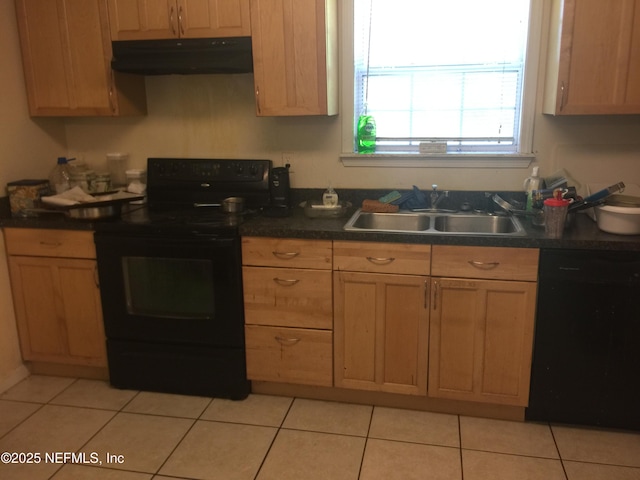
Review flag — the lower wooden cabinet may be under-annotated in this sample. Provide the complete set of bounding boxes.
[245,325,332,386]
[242,266,332,329]
[428,277,536,406]
[242,237,333,386]
[5,229,107,367]
[333,271,429,396]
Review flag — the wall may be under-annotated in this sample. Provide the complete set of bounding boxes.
[61,0,640,196]
[0,1,67,391]
[64,76,640,195]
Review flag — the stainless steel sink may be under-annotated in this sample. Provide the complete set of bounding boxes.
[348,212,431,232]
[433,214,522,234]
[343,210,526,236]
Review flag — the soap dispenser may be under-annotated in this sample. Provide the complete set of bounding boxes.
[323,184,339,207]
[524,166,542,211]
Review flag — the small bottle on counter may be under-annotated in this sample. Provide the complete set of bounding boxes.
[48,157,71,194]
[523,166,542,212]
[323,184,339,207]
[93,173,111,193]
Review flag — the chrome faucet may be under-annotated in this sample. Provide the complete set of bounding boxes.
[430,184,449,210]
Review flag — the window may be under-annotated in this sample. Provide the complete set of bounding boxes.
[353,0,535,156]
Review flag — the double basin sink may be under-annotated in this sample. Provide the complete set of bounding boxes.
[344,210,526,236]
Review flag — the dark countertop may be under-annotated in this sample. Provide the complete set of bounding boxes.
[2,192,639,251]
[238,206,640,251]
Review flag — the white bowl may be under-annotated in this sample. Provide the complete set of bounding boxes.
[594,204,640,235]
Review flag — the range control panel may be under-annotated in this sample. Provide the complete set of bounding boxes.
[146,158,273,209]
[148,158,271,182]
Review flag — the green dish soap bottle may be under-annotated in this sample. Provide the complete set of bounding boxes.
[357,115,376,154]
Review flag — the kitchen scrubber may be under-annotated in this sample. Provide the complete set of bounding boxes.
[378,190,402,204]
[362,199,399,213]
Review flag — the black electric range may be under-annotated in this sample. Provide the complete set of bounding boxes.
[93,158,273,399]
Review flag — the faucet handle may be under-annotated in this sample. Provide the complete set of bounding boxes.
[432,184,438,191]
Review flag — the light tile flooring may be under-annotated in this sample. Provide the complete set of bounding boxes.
[1,376,640,480]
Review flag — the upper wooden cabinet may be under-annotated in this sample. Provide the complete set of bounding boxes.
[15,0,146,116]
[543,0,640,114]
[250,0,338,116]
[107,0,251,40]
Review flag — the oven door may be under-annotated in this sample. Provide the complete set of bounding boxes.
[94,231,244,348]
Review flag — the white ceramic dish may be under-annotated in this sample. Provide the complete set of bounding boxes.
[594,204,640,235]
[587,183,640,235]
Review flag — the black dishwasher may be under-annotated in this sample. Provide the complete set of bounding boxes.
[526,249,640,431]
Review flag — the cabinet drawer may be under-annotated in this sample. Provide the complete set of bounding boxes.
[431,245,539,281]
[243,266,332,329]
[245,325,333,386]
[4,228,96,259]
[242,237,332,269]
[333,241,430,275]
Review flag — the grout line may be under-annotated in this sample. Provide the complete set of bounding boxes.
[153,416,199,477]
[252,394,296,480]
[458,415,465,480]
[0,375,80,441]
[549,421,570,480]
[356,406,376,479]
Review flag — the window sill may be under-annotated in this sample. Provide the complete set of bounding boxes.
[340,153,535,168]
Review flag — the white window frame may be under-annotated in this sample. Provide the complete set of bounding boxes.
[340,0,544,168]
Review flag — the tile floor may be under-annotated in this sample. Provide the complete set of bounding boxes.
[1,375,640,480]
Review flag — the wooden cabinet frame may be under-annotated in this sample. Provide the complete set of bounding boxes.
[428,277,536,406]
[250,0,338,116]
[15,0,146,116]
[544,0,640,114]
[107,0,251,40]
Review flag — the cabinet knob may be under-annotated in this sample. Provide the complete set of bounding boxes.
[468,260,500,269]
[272,251,300,260]
[366,256,395,265]
[273,278,300,286]
[275,336,301,346]
[169,6,177,36]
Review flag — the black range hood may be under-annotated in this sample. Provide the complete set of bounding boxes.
[111,37,253,75]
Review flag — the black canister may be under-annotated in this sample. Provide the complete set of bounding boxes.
[269,164,291,215]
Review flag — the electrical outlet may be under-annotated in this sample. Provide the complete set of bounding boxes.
[281,151,294,167]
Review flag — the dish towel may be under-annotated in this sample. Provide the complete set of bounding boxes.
[41,186,98,207]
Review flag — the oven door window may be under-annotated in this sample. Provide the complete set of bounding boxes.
[123,256,214,319]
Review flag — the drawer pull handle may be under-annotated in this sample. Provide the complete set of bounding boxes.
[468,260,500,269]
[275,336,301,346]
[39,241,62,247]
[273,278,300,286]
[366,256,395,265]
[272,251,300,260]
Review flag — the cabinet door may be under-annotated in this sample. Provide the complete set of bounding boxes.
[334,271,429,396]
[108,0,178,40]
[428,278,536,406]
[8,256,107,367]
[16,0,146,116]
[250,0,338,116]
[545,0,640,114]
[179,0,251,38]
[108,0,250,40]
